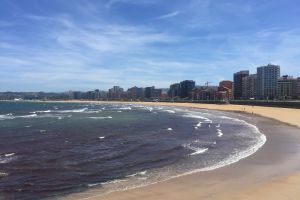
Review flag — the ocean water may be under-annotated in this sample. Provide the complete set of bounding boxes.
[0,101,266,199]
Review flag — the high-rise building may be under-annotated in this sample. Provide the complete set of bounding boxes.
[297,78,300,99]
[233,70,249,100]
[127,86,144,99]
[179,80,195,99]
[168,83,180,98]
[108,86,124,99]
[94,89,100,100]
[277,76,297,100]
[242,74,257,100]
[144,86,155,99]
[256,64,280,100]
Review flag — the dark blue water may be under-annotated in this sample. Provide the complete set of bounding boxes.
[0,101,266,199]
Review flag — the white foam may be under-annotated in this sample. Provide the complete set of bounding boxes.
[88,183,101,187]
[182,114,213,123]
[118,107,132,110]
[36,110,51,113]
[99,136,106,140]
[216,124,221,128]
[85,110,102,114]
[25,125,32,128]
[196,122,202,127]
[5,153,15,157]
[126,171,147,178]
[117,111,122,113]
[0,153,16,164]
[0,172,8,177]
[217,129,223,137]
[167,128,173,131]
[101,179,128,185]
[39,130,46,133]
[190,148,208,156]
[164,110,176,114]
[19,114,37,118]
[0,114,15,120]
[89,116,112,119]
[57,108,88,113]
[184,143,208,156]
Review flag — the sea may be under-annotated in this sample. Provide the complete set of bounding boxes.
[0,101,266,199]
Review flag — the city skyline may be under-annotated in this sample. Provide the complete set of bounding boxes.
[1,0,300,92]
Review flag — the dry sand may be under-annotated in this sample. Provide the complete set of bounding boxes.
[52,101,300,200]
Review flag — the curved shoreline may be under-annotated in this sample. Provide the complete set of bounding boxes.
[59,101,300,200]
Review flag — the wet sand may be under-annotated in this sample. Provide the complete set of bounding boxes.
[60,102,300,200]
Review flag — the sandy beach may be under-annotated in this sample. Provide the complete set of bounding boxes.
[58,101,300,200]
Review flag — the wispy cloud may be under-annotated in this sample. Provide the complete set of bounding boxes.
[156,11,181,20]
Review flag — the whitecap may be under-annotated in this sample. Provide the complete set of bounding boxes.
[5,153,15,157]
[89,116,112,120]
[0,172,8,177]
[167,128,173,131]
[0,114,15,120]
[118,107,132,110]
[189,148,208,156]
[101,179,128,185]
[126,171,147,178]
[19,114,37,118]
[196,122,202,127]
[57,108,88,113]
[85,110,102,114]
[36,110,51,113]
[40,130,46,133]
[184,143,208,156]
[164,110,176,114]
[182,114,213,123]
[88,183,101,187]
[0,153,16,164]
[217,129,223,137]
[98,136,106,140]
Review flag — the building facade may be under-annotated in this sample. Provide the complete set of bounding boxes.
[127,86,144,99]
[179,80,195,99]
[297,78,300,99]
[277,76,298,100]
[192,86,218,100]
[242,74,257,100]
[218,80,233,101]
[168,83,180,98]
[256,64,280,100]
[233,70,249,100]
[108,86,124,99]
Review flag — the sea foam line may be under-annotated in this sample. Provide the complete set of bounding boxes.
[89,116,112,119]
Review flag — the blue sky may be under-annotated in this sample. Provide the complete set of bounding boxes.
[0,0,300,92]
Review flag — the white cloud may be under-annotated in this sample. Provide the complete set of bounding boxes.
[156,11,181,20]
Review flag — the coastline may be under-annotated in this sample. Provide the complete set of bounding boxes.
[58,101,300,200]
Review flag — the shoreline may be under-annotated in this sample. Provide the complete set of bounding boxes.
[59,101,300,200]
[5,100,300,128]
